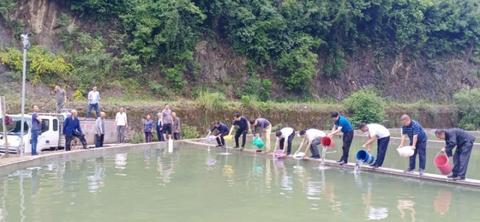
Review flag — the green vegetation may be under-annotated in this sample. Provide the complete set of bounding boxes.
[195,91,228,111]
[0,0,478,99]
[182,124,201,139]
[344,89,385,126]
[454,89,480,130]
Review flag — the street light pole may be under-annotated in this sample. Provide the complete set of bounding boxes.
[19,33,30,156]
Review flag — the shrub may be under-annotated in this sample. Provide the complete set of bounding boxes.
[129,131,145,144]
[453,89,480,130]
[239,75,272,101]
[277,46,318,92]
[182,124,200,139]
[344,89,385,126]
[0,46,72,84]
[195,91,227,111]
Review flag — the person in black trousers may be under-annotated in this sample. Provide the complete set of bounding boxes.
[156,112,165,141]
[232,113,249,149]
[63,109,87,151]
[358,123,391,168]
[328,112,354,165]
[435,128,476,181]
[94,112,106,147]
[210,121,229,147]
[275,127,295,155]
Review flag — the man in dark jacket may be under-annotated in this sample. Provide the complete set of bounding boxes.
[232,113,249,150]
[63,109,87,151]
[435,128,476,181]
[210,121,229,147]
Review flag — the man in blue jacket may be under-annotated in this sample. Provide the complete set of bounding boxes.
[328,112,354,165]
[63,109,87,151]
[398,114,428,176]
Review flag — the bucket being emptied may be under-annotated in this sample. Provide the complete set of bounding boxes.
[397,146,415,157]
[321,137,335,148]
[356,149,375,165]
[274,150,287,159]
[434,153,452,175]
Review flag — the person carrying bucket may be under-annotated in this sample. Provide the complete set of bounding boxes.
[296,129,326,159]
[250,118,272,152]
[434,128,476,181]
[398,114,427,176]
[328,112,354,165]
[358,123,390,168]
[209,121,230,147]
[275,127,295,155]
[232,113,250,150]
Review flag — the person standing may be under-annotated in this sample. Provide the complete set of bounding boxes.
[143,114,154,143]
[275,127,295,155]
[172,112,181,140]
[328,112,354,165]
[156,112,165,142]
[161,105,173,140]
[398,114,428,175]
[209,121,229,147]
[54,85,67,113]
[250,118,272,152]
[358,123,390,168]
[63,109,87,151]
[87,86,100,118]
[233,113,249,150]
[115,107,128,143]
[297,128,326,159]
[95,112,106,148]
[435,128,476,181]
[30,105,41,155]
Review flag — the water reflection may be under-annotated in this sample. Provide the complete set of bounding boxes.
[433,190,452,215]
[114,153,128,177]
[397,199,416,222]
[155,149,176,186]
[86,157,105,193]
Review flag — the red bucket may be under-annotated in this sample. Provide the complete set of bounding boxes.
[321,137,335,149]
[434,153,452,175]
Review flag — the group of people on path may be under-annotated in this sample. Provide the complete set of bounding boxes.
[143,104,181,143]
[207,112,476,181]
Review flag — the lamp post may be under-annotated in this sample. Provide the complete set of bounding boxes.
[19,33,30,156]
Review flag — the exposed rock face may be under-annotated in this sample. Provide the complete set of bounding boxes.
[1,0,479,102]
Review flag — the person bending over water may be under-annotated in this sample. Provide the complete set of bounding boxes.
[275,127,295,155]
[297,129,326,159]
[250,117,272,152]
[233,113,250,150]
[328,112,354,165]
[435,128,476,181]
[398,114,427,176]
[358,123,390,168]
[209,122,230,147]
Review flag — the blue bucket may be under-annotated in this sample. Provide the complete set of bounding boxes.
[356,150,375,165]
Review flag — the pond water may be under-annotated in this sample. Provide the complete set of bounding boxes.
[0,142,479,222]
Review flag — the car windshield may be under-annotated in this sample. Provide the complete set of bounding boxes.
[0,118,29,135]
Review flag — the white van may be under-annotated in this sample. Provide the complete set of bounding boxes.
[0,113,117,154]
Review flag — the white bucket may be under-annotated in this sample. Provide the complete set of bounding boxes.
[397,146,415,157]
[293,152,305,159]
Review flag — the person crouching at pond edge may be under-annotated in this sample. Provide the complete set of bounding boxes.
[63,109,87,151]
[250,117,272,152]
[233,113,249,150]
[298,128,326,159]
[435,128,476,181]
[210,121,229,147]
[275,127,295,155]
[358,123,390,168]
[398,114,427,176]
[328,112,354,165]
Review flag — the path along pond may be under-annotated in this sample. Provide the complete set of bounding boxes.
[0,134,480,221]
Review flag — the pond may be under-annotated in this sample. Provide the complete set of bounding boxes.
[0,141,479,222]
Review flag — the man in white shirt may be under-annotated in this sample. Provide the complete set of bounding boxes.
[115,107,128,143]
[297,128,326,159]
[275,127,295,155]
[87,86,101,118]
[359,123,390,168]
